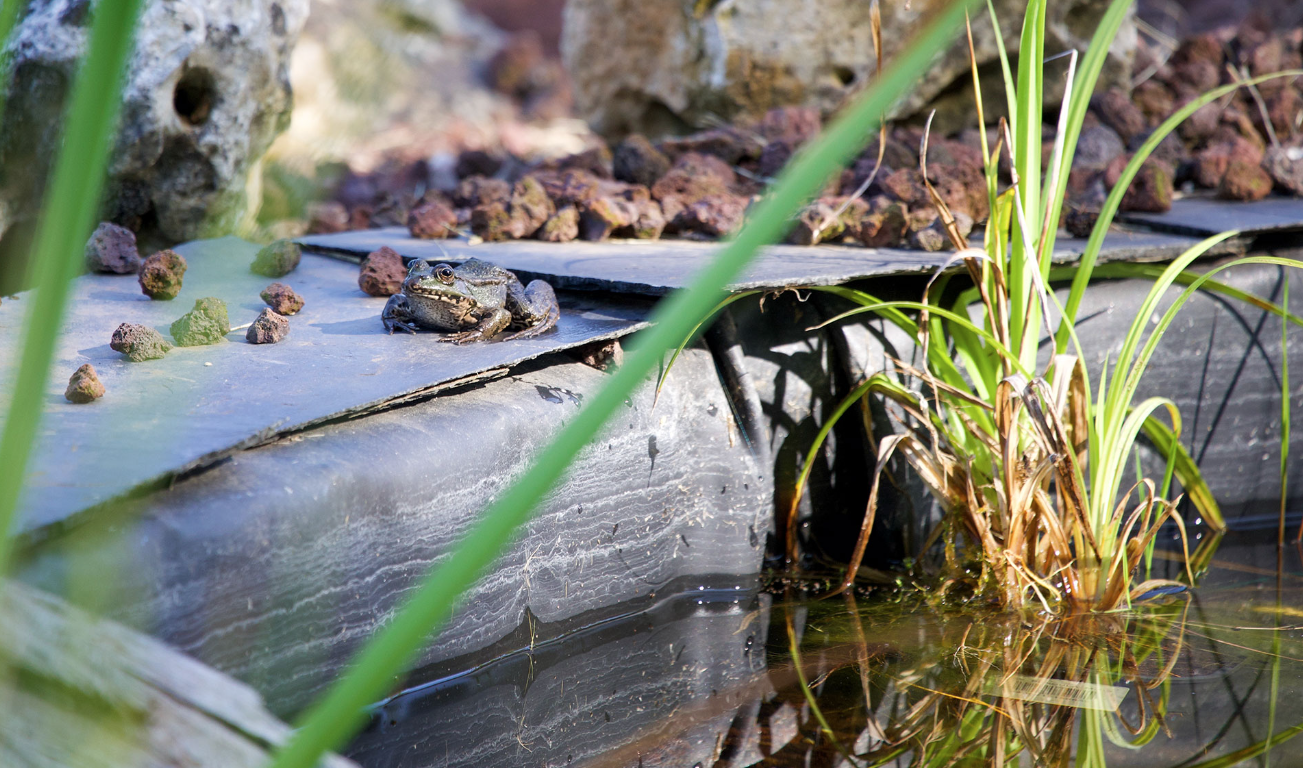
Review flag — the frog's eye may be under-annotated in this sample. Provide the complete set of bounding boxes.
[435,264,456,284]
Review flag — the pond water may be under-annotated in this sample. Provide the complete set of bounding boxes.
[345,524,1303,767]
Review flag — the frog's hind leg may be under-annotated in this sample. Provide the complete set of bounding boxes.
[440,307,513,344]
[503,280,560,341]
[382,295,419,334]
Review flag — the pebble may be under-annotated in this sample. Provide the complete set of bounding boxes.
[85,222,142,274]
[246,308,290,344]
[138,249,187,300]
[170,297,230,347]
[65,364,105,403]
[110,322,172,361]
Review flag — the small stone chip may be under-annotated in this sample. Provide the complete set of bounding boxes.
[138,249,187,300]
[110,323,172,361]
[246,308,290,344]
[170,297,230,347]
[359,246,408,297]
[260,282,304,315]
[250,238,302,277]
[85,222,142,274]
[65,364,105,403]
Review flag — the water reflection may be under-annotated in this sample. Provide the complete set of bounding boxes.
[345,532,1303,767]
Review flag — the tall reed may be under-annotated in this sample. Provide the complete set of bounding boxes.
[0,0,145,579]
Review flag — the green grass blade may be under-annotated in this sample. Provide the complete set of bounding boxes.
[985,0,1017,133]
[1007,0,1045,355]
[263,5,974,766]
[1037,0,1132,264]
[1139,413,1223,531]
[0,0,145,578]
[1054,69,1303,353]
[1280,270,1289,546]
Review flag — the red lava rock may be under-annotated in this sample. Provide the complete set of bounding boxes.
[1178,99,1222,145]
[306,202,350,234]
[547,146,614,179]
[757,139,796,180]
[1263,145,1303,195]
[1073,124,1125,172]
[471,176,555,241]
[1248,37,1283,79]
[1090,89,1147,144]
[855,202,908,248]
[408,198,459,239]
[1063,207,1100,239]
[247,308,290,344]
[650,152,735,206]
[110,323,172,362]
[1263,87,1302,138]
[1192,137,1264,188]
[629,199,666,239]
[1119,161,1174,213]
[359,246,407,296]
[348,205,374,232]
[138,249,187,300]
[537,206,580,242]
[674,194,748,239]
[65,364,105,403]
[455,149,504,179]
[788,200,841,245]
[85,222,142,274]
[453,176,512,208]
[368,192,410,228]
[260,282,304,315]
[758,106,822,145]
[657,128,762,164]
[613,134,671,187]
[1218,159,1274,201]
[1132,81,1175,128]
[881,169,932,209]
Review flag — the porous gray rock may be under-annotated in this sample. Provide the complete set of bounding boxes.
[562,0,1135,138]
[0,0,308,253]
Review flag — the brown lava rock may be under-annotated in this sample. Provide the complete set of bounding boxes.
[368,193,409,228]
[453,176,512,208]
[674,194,748,239]
[246,308,290,344]
[260,282,304,315]
[65,364,105,404]
[578,196,638,241]
[1192,137,1264,188]
[881,169,932,209]
[138,249,187,300]
[1073,124,1125,172]
[455,150,504,179]
[170,297,230,347]
[110,323,172,362]
[613,134,671,187]
[1218,159,1274,201]
[537,206,580,242]
[650,152,735,207]
[657,128,761,165]
[758,106,822,145]
[1063,207,1100,239]
[1264,145,1303,196]
[1090,88,1147,144]
[1119,161,1173,213]
[250,239,301,278]
[855,202,908,248]
[359,246,407,296]
[472,177,555,241]
[85,222,142,274]
[1131,81,1174,128]
[531,169,602,206]
[408,198,458,239]
[306,202,349,234]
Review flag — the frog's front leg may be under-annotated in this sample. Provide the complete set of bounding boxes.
[383,294,419,334]
[503,280,559,341]
[440,307,513,344]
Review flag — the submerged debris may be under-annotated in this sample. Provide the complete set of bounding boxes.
[138,249,187,300]
[170,297,230,346]
[246,308,290,344]
[65,364,105,403]
[110,323,172,362]
[85,222,142,274]
[260,282,304,315]
[250,239,301,278]
[359,246,407,297]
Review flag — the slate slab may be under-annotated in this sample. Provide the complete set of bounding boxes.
[0,237,647,536]
[1118,196,1303,238]
[299,228,1215,297]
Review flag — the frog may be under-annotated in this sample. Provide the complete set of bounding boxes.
[381,258,559,343]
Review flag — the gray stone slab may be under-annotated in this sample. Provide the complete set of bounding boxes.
[1118,196,1303,238]
[0,237,647,536]
[298,227,1220,297]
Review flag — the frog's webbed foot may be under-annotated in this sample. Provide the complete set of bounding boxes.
[382,295,418,334]
[502,280,560,341]
[439,307,512,344]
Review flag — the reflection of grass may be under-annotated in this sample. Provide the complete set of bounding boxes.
[772,592,1303,768]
